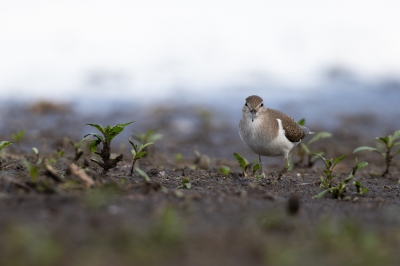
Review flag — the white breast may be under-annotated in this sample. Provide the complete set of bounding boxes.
[240,118,299,157]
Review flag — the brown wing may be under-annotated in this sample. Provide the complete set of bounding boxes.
[268,109,306,142]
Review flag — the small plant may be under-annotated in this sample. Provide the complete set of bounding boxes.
[315,158,368,199]
[175,153,182,163]
[84,121,134,175]
[233,152,260,177]
[219,166,230,177]
[354,181,369,195]
[32,147,42,164]
[66,138,86,161]
[353,130,400,176]
[135,167,151,183]
[22,159,40,182]
[177,177,191,189]
[128,138,154,174]
[0,141,12,150]
[11,130,25,143]
[296,119,332,167]
[133,129,163,143]
[0,141,13,170]
[132,129,163,156]
[314,154,346,189]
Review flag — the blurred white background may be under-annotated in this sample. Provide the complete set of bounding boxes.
[1,0,400,102]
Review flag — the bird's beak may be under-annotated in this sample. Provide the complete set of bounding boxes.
[250,110,256,122]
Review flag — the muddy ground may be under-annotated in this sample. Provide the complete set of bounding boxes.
[1,101,400,266]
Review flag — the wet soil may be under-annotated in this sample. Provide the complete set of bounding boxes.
[1,102,400,266]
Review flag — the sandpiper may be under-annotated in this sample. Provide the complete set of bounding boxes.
[239,95,313,180]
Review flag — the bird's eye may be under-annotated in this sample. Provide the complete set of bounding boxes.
[245,103,248,107]
[260,103,264,107]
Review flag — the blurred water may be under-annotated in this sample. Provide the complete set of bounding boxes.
[2,72,400,132]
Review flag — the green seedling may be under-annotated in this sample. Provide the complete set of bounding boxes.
[296,119,332,167]
[132,129,163,156]
[175,153,182,163]
[0,141,12,150]
[353,130,400,176]
[128,137,154,174]
[315,158,368,199]
[177,177,191,189]
[135,167,151,183]
[0,141,14,170]
[133,129,163,143]
[219,166,230,177]
[32,147,43,164]
[22,159,40,182]
[56,148,64,158]
[314,154,346,189]
[11,130,25,143]
[84,121,134,175]
[233,152,260,177]
[354,181,369,195]
[66,138,86,161]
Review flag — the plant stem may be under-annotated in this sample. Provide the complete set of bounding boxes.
[382,150,391,177]
[130,158,138,174]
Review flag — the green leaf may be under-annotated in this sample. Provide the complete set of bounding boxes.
[323,169,330,177]
[252,163,260,174]
[89,139,101,153]
[354,181,361,191]
[353,146,381,154]
[11,130,25,142]
[361,188,369,194]
[86,123,105,134]
[394,148,400,157]
[314,189,330,199]
[307,132,332,145]
[128,137,138,150]
[175,153,182,162]
[298,118,306,126]
[219,166,230,176]
[312,153,329,168]
[32,147,39,155]
[376,137,389,147]
[392,130,400,141]
[137,151,146,158]
[131,149,137,157]
[234,153,248,170]
[356,161,368,171]
[23,160,39,181]
[84,133,104,141]
[90,158,100,163]
[333,155,346,167]
[320,177,329,189]
[0,141,12,150]
[300,143,311,154]
[343,175,354,184]
[135,167,151,183]
[140,142,154,150]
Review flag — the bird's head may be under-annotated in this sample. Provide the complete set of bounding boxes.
[243,95,264,122]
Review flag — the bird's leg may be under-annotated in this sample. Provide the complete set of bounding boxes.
[258,155,266,178]
[277,156,290,180]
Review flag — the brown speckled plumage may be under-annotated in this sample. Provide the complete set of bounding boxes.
[266,109,306,142]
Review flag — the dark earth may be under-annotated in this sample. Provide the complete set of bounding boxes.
[1,101,400,266]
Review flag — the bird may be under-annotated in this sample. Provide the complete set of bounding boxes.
[239,95,313,180]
